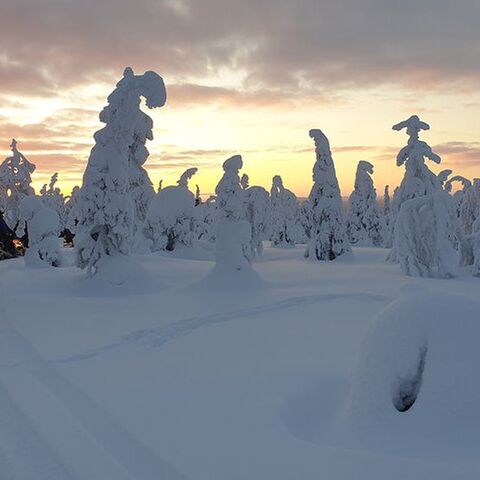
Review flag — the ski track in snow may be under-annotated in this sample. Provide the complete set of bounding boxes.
[54,292,389,364]
[0,281,188,480]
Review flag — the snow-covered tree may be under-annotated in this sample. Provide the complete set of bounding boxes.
[305,129,350,261]
[384,185,391,218]
[296,199,312,244]
[347,161,386,247]
[75,68,166,276]
[65,185,81,233]
[143,168,197,252]
[395,191,458,278]
[17,196,62,267]
[195,184,201,206]
[178,167,198,188]
[215,155,244,210]
[445,175,471,218]
[391,115,442,205]
[471,216,480,277]
[270,175,297,247]
[240,173,250,190]
[244,185,269,257]
[388,115,442,260]
[459,178,480,236]
[0,139,36,230]
[40,173,67,229]
[437,169,453,188]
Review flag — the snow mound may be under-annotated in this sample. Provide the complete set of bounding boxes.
[75,254,162,296]
[344,286,480,454]
[192,263,266,292]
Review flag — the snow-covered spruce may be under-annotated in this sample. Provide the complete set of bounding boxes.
[445,175,472,218]
[17,196,62,267]
[459,178,480,236]
[143,168,197,252]
[65,185,81,233]
[75,68,166,276]
[394,191,459,278]
[383,185,391,218]
[40,173,67,230]
[244,184,270,257]
[347,161,386,247]
[215,155,244,210]
[472,215,480,277]
[305,129,350,261]
[0,139,36,230]
[270,175,297,247]
[388,115,442,260]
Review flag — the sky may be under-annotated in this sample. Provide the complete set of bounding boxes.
[0,0,479,198]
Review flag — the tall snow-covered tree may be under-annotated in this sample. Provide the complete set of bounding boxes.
[75,68,166,276]
[213,154,253,266]
[347,161,386,247]
[305,129,350,261]
[388,115,442,260]
[270,175,297,247]
[0,139,36,230]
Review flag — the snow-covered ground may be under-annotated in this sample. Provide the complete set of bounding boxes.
[0,246,479,479]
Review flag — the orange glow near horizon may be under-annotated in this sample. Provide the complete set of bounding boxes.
[2,81,479,200]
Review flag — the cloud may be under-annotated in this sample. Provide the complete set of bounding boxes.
[434,141,480,166]
[0,0,479,101]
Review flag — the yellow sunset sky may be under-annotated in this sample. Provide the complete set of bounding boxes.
[1,0,479,199]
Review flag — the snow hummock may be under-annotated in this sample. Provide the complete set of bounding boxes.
[345,286,480,456]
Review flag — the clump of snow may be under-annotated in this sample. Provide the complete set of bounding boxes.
[18,195,62,267]
[345,287,480,453]
[305,129,350,261]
